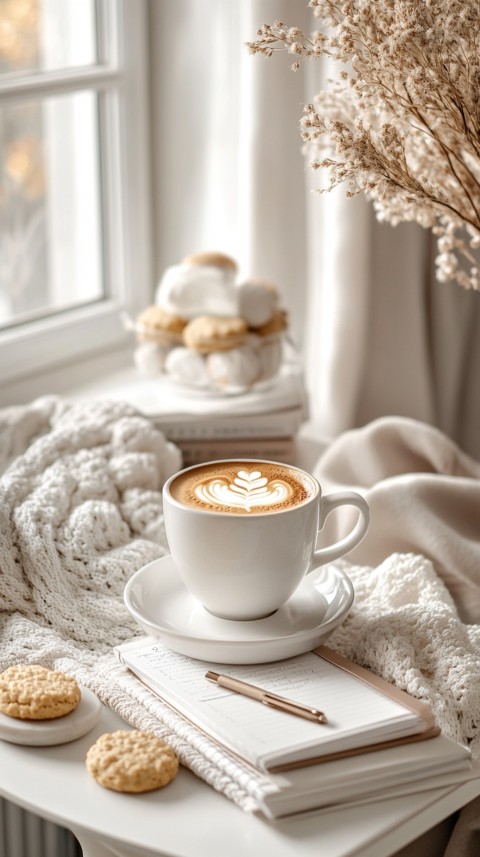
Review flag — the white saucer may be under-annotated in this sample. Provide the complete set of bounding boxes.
[0,686,102,746]
[124,556,354,664]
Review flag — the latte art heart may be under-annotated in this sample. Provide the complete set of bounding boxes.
[169,460,315,514]
[194,469,294,511]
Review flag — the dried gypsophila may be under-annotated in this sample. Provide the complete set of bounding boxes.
[247,0,480,290]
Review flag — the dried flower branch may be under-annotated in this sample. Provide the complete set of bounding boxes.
[247,0,480,290]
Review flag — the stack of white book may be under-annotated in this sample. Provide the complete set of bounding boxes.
[115,639,473,819]
[69,355,308,466]
[151,360,308,466]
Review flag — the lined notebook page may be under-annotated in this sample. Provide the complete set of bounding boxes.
[116,639,424,770]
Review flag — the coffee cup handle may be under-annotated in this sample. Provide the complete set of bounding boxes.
[308,491,370,569]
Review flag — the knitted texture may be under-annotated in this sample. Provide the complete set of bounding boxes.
[328,554,480,759]
[1,398,480,813]
[0,397,181,656]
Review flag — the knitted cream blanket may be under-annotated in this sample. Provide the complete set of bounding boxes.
[1,398,480,814]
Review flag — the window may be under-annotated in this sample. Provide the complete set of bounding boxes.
[0,0,152,388]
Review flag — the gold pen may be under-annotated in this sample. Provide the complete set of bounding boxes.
[205,671,327,724]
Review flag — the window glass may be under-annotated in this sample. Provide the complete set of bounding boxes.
[0,90,104,328]
[0,0,97,77]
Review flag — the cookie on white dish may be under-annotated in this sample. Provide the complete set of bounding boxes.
[237,279,279,328]
[0,665,80,721]
[164,346,210,387]
[206,345,261,390]
[155,252,239,320]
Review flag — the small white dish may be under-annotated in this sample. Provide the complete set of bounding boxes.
[0,687,102,746]
[124,556,354,664]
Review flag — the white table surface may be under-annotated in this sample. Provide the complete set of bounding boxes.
[1,704,480,857]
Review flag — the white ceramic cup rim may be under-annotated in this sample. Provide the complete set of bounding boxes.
[163,458,321,518]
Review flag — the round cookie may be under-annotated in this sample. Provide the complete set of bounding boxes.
[136,305,186,345]
[182,250,238,273]
[86,730,179,793]
[0,664,81,720]
[183,315,247,354]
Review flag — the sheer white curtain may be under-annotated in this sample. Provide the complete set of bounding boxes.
[149,0,480,459]
[149,0,310,342]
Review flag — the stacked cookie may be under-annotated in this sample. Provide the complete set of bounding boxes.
[133,251,288,391]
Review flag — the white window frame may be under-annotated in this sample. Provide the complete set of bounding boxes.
[0,0,152,390]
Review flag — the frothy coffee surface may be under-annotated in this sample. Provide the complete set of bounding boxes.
[169,461,316,514]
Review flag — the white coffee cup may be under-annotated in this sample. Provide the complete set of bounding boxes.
[162,459,369,621]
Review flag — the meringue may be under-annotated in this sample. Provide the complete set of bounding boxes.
[237,279,278,328]
[134,342,167,376]
[206,345,261,390]
[258,337,283,380]
[155,263,238,320]
[164,346,210,387]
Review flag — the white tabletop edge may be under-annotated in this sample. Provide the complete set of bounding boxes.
[0,705,479,857]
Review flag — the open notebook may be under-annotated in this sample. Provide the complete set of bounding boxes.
[115,639,439,772]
